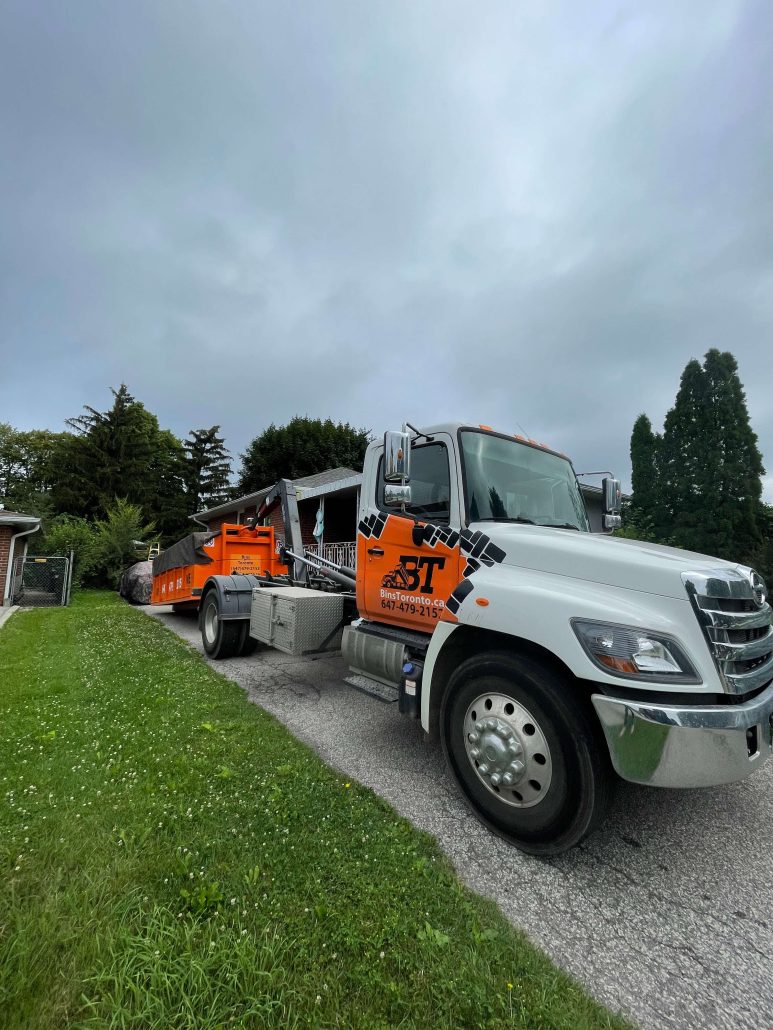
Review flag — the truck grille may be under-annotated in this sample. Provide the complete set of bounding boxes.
[683,571,773,696]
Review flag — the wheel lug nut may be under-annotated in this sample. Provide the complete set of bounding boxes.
[496,725,508,739]
[502,772,514,786]
[475,722,484,734]
[468,732,479,744]
[510,760,525,778]
[490,773,502,787]
[508,740,523,756]
[469,747,480,759]
[479,763,490,775]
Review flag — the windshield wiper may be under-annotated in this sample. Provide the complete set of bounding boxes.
[544,523,580,531]
[477,516,536,525]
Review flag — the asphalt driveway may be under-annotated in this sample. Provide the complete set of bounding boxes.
[145,605,773,1030]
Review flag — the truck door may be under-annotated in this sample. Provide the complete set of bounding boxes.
[357,437,462,632]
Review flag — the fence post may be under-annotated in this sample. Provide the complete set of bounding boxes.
[65,550,75,606]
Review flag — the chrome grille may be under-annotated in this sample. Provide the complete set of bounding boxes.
[683,570,773,696]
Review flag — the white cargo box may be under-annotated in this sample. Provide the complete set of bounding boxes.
[250,587,345,656]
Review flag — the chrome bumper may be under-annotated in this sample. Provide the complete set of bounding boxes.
[592,681,773,788]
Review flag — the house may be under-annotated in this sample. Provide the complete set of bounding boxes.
[192,468,619,570]
[579,484,618,533]
[0,509,41,606]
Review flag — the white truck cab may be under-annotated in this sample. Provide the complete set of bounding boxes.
[344,423,773,854]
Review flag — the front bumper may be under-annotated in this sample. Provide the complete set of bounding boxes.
[592,681,773,788]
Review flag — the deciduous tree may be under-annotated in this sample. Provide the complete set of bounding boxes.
[238,417,370,494]
[0,424,70,512]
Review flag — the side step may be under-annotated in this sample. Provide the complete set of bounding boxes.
[344,673,399,704]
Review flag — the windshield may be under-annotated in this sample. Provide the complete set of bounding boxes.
[460,431,590,532]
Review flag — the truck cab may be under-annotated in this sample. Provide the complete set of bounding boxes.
[344,422,773,855]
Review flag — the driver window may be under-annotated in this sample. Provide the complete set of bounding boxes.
[378,443,451,522]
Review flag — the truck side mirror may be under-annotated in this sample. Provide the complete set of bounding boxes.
[384,483,412,508]
[384,430,411,483]
[602,477,622,514]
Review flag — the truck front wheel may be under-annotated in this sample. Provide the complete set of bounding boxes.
[440,652,611,856]
[200,591,242,660]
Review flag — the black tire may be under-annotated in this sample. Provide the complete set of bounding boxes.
[440,651,611,856]
[237,622,258,657]
[200,591,242,660]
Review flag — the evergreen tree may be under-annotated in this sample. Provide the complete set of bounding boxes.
[149,430,191,543]
[752,504,773,583]
[184,426,232,511]
[658,358,709,546]
[692,349,764,559]
[90,499,156,588]
[637,351,765,562]
[54,385,159,518]
[52,385,191,543]
[629,414,659,518]
[238,417,371,494]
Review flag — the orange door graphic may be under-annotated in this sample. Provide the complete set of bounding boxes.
[357,513,462,633]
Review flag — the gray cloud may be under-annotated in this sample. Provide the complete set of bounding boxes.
[1,0,771,498]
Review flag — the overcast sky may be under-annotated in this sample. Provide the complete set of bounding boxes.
[1,1,772,499]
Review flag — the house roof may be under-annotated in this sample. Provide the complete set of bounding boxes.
[0,509,41,527]
[192,467,626,524]
[578,483,631,500]
[291,467,362,501]
[193,467,362,522]
[292,467,361,490]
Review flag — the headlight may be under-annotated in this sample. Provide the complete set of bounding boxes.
[571,619,700,683]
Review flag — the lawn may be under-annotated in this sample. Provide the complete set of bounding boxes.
[0,592,627,1029]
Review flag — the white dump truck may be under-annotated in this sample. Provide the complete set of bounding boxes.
[190,423,773,855]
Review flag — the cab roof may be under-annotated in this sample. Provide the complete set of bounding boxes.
[404,423,570,462]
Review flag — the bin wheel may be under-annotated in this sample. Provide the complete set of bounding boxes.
[200,591,242,660]
[237,622,258,656]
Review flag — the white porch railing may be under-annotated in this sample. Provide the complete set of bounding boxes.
[310,541,357,569]
[274,539,357,570]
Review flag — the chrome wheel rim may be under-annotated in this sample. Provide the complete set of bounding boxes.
[463,692,553,808]
[203,602,218,645]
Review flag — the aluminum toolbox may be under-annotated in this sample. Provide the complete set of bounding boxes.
[250,587,345,656]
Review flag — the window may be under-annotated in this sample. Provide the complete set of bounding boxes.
[460,431,590,531]
[377,443,451,522]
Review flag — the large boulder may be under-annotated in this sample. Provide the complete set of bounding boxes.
[119,560,153,605]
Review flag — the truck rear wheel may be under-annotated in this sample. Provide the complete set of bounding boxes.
[237,622,258,657]
[200,591,242,660]
[440,652,611,856]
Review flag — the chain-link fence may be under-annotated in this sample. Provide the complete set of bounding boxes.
[11,555,72,607]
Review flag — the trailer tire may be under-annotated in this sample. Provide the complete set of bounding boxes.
[200,591,242,660]
[237,622,258,657]
[440,651,611,856]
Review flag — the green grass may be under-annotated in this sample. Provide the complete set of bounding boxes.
[0,592,627,1029]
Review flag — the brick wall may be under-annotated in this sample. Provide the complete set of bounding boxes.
[299,502,319,547]
[0,526,13,604]
[266,507,284,541]
[205,501,324,550]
